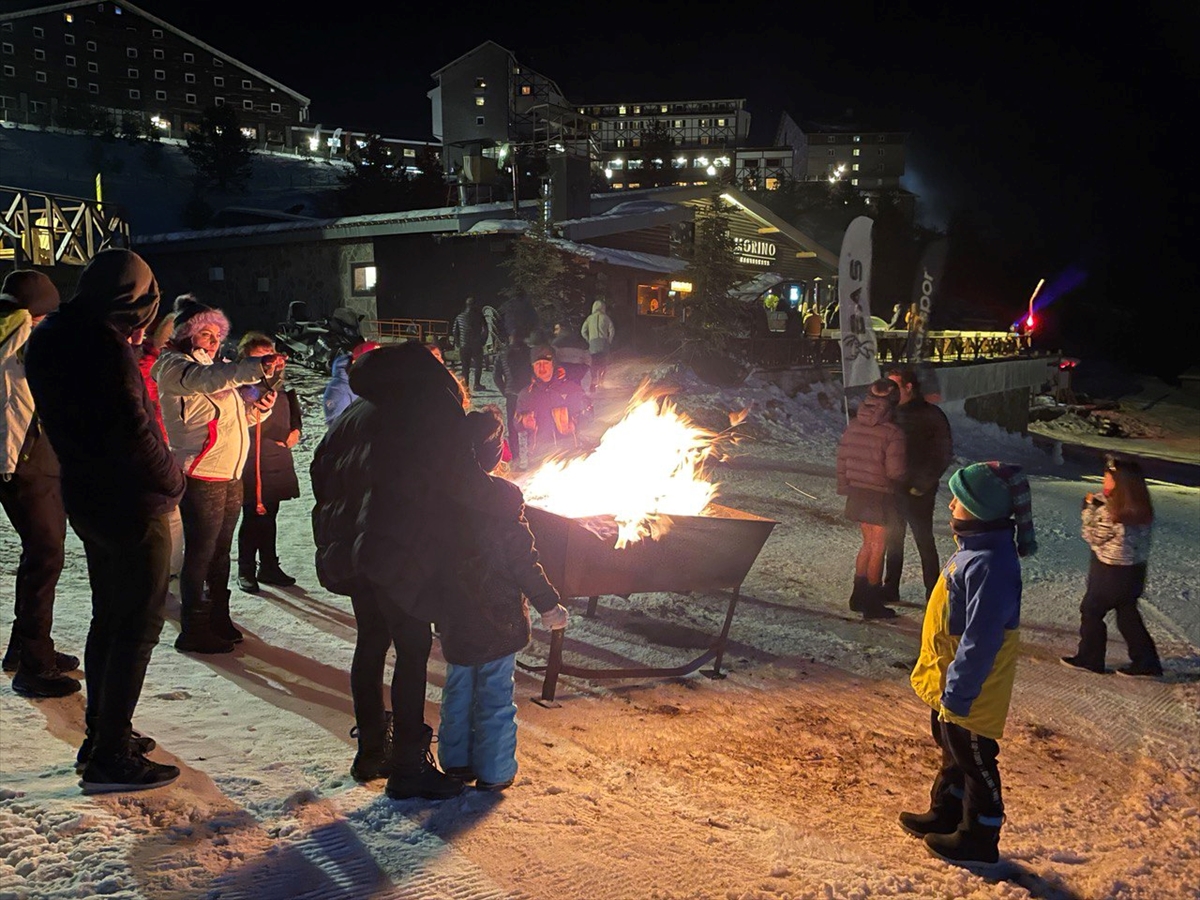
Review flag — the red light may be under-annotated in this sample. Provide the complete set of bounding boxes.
[1026,314,1035,328]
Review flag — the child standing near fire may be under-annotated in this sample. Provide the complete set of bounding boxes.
[437,406,569,790]
[904,461,1037,868]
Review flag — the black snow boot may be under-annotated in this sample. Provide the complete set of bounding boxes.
[860,583,899,620]
[899,789,963,838]
[848,576,871,612]
[385,725,464,801]
[208,589,244,644]
[924,817,1003,868]
[236,563,260,594]
[350,712,393,783]
[175,598,235,654]
[257,558,295,587]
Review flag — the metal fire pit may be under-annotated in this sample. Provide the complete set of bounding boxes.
[520,503,777,705]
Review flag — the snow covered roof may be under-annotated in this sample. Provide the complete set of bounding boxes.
[546,238,688,275]
[557,200,693,242]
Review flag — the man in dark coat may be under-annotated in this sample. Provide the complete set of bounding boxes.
[883,365,954,603]
[311,342,484,800]
[491,331,532,465]
[498,294,538,344]
[451,296,488,391]
[1,270,79,698]
[24,249,184,794]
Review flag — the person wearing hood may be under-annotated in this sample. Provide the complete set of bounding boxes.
[835,378,906,619]
[152,295,285,654]
[580,302,615,393]
[903,461,1035,868]
[322,339,379,426]
[24,249,185,794]
[0,270,79,698]
[311,341,483,801]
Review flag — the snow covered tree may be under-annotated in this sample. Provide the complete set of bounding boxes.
[680,193,743,353]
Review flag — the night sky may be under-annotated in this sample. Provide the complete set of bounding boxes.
[133,1,1196,371]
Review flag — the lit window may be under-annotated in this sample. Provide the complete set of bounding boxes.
[475,96,485,106]
[33,27,44,38]
[660,105,667,113]
[474,77,486,89]
[673,119,682,127]
[243,99,253,109]
[155,69,164,80]
[404,148,416,157]
[34,49,45,60]
[699,136,709,145]
[618,105,626,115]
[631,137,641,148]
[67,76,77,87]
[184,72,194,83]
[853,148,860,157]
[154,48,163,59]
[214,75,223,86]
[64,34,75,45]
[852,164,859,171]
[854,135,861,142]
[242,79,251,89]
[35,71,46,82]
[129,88,139,99]
[88,83,98,94]
[612,182,624,189]
[64,13,74,23]
[520,85,531,95]
[270,102,280,113]
[87,61,98,72]
[155,90,166,100]
[127,48,137,58]
[66,55,76,66]
[475,116,484,126]
[615,138,624,148]
[351,263,377,295]
[183,52,194,62]
[633,105,641,114]
[717,118,726,126]
[240,127,256,139]
[186,93,196,104]
[851,178,859,185]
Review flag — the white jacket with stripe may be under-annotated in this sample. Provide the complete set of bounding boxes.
[152,346,265,481]
[0,304,35,477]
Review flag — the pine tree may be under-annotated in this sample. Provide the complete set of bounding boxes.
[500,210,566,328]
[680,193,742,352]
[183,105,254,191]
[336,134,410,215]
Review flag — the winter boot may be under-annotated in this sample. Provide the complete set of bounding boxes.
[175,598,236,654]
[385,725,464,801]
[848,576,871,613]
[256,557,295,587]
[76,730,157,774]
[899,788,964,838]
[236,562,260,594]
[924,816,1003,868]
[861,584,899,620]
[350,712,393,783]
[208,589,244,644]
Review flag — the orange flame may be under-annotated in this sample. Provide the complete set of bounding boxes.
[521,394,721,548]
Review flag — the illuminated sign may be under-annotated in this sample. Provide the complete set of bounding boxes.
[670,281,693,293]
[732,237,776,267]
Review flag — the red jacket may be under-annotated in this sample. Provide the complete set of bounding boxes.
[138,343,167,442]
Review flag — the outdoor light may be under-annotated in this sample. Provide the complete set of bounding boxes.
[308,135,320,151]
[604,168,613,179]
[706,165,717,176]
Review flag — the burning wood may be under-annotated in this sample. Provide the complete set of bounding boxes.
[519,393,725,549]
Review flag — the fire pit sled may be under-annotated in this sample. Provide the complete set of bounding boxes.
[519,503,777,706]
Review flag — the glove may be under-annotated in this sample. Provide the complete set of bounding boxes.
[540,604,568,631]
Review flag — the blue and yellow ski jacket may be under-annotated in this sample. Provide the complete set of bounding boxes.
[911,520,1022,740]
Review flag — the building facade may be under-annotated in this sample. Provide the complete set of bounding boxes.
[0,1,310,148]
[800,120,907,189]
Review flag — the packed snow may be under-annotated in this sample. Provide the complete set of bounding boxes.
[2,355,1198,900]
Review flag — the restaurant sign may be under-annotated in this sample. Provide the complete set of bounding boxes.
[733,237,777,267]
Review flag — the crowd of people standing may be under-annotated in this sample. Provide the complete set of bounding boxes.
[2,260,1170,868]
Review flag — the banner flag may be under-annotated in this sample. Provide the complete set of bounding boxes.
[838,216,879,388]
[906,237,948,363]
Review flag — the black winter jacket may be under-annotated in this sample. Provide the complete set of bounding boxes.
[26,313,183,529]
[493,343,532,397]
[438,475,560,666]
[310,342,483,621]
[242,387,302,506]
[893,397,953,494]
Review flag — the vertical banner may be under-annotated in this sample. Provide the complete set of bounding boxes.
[906,237,947,363]
[838,215,879,388]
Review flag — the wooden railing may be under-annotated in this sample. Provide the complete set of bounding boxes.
[0,185,131,267]
[360,318,451,344]
[738,330,1034,369]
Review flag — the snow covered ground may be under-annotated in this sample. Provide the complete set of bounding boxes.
[2,355,1198,900]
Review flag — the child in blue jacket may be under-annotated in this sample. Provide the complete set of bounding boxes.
[904,461,1036,868]
[437,406,568,791]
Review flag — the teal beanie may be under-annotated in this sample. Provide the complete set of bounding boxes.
[950,463,1013,521]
